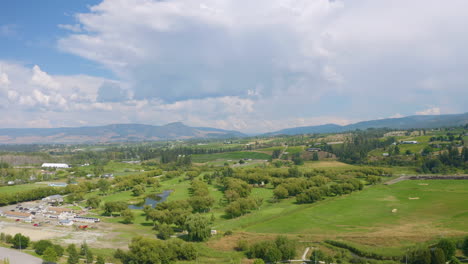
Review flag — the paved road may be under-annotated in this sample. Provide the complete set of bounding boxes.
[0,247,42,264]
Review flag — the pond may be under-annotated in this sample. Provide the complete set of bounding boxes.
[128,190,172,210]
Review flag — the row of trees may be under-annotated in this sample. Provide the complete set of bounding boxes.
[239,236,296,263]
[273,176,364,203]
[115,236,197,263]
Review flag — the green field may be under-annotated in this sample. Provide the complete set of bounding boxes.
[0,182,51,194]
[191,151,271,163]
[215,180,468,238]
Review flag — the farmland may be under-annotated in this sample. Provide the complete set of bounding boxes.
[1,127,468,264]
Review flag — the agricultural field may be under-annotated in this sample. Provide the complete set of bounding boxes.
[191,151,271,163]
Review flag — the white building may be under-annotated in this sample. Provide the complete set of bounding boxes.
[41,163,70,168]
[401,141,418,144]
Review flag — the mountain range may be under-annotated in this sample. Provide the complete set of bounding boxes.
[0,122,245,144]
[0,112,467,144]
[267,112,468,135]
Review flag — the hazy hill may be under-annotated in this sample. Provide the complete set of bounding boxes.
[267,113,468,135]
[0,122,245,144]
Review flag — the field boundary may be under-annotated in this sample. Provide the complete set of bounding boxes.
[385,175,468,185]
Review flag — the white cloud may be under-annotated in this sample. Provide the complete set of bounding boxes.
[2,1,468,132]
[0,72,10,86]
[31,65,60,90]
[416,107,441,116]
[58,23,83,32]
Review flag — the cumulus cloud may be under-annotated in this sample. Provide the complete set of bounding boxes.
[0,72,10,86]
[31,65,60,90]
[2,0,468,132]
[416,107,441,116]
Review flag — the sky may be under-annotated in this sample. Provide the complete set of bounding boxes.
[1,0,467,133]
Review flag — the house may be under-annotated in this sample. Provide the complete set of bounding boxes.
[59,219,74,226]
[74,216,100,223]
[48,207,73,214]
[307,148,321,152]
[42,195,64,204]
[41,163,70,169]
[48,182,68,187]
[1,211,33,221]
[401,141,418,144]
[382,153,389,157]
[101,173,114,178]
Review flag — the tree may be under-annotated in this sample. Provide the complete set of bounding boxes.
[275,236,296,260]
[42,247,58,263]
[311,250,325,262]
[273,185,289,199]
[253,259,266,264]
[431,248,446,264]
[156,223,174,240]
[97,179,111,194]
[450,256,461,264]
[67,244,79,264]
[12,233,29,249]
[121,209,135,224]
[185,214,211,242]
[132,185,145,196]
[463,236,468,256]
[104,201,127,216]
[312,152,319,161]
[96,256,105,264]
[436,238,456,260]
[411,248,431,264]
[86,196,101,209]
[34,239,53,255]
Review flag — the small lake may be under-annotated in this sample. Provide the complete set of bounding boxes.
[128,190,172,210]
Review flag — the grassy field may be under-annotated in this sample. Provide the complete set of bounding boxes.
[233,180,468,237]
[0,182,52,194]
[192,151,271,163]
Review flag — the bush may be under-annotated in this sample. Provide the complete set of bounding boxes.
[34,240,53,255]
[156,223,174,240]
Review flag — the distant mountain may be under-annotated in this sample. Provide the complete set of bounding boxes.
[0,122,245,144]
[267,112,468,136]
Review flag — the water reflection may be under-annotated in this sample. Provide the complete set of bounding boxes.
[128,190,172,209]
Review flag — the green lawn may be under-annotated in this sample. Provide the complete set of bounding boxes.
[235,180,468,235]
[0,182,50,194]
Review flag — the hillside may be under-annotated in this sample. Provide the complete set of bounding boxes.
[268,112,468,135]
[0,122,245,144]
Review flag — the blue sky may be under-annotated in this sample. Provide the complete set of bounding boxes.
[1,0,468,132]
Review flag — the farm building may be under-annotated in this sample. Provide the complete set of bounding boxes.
[74,216,100,223]
[59,219,74,226]
[42,194,64,204]
[1,211,33,221]
[401,141,418,144]
[307,148,321,152]
[41,163,70,168]
[48,182,68,187]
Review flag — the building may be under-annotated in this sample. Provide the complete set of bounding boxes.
[41,163,70,169]
[74,216,100,223]
[1,211,33,221]
[401,141,418,144]
[48,182,68,187]
[59,219,74,226]
[47,207,73,214]
[307,148,321,152]
[42,195,64,204]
